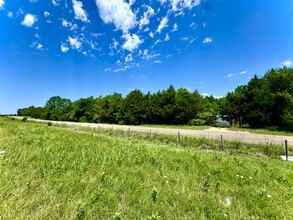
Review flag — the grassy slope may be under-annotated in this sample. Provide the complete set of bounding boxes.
[1,117,293,219]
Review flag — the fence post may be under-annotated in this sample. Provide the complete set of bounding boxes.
[177,131,181,146]
[285,140,288,161]
[221,135,224,151]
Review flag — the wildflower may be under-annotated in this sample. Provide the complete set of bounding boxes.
[267,194,272,198]
[240,176,243,179]
[236,175,239,177]
[249,176,253,179]
[166,180,169,184]
[225,197,232,206]
[164,176,167,178]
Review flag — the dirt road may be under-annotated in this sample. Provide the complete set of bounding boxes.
[11,117,293,145]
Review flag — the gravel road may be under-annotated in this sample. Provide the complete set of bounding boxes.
[11,116,293,145]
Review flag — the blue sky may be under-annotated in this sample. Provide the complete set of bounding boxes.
[0,0,293,114]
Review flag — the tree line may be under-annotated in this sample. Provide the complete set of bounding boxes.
[17,85,219,126]
[219,67,293,131]
[18,67,293,131]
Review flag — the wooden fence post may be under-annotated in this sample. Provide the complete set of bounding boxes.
[285,140,288,161]
[177,131,180,146]
[221,135,224,151]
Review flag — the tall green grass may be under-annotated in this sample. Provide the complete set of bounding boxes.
[1,117,293,219]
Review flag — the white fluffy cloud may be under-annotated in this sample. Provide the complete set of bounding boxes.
[0,0,4,10]
[125,54,133,62]
[172,23,178,32]
[122,33,142,52]
[96,0,137,34]
[281,59,292,67]
[52,0,59,6]
[72,0,89,23]
[62,19,70,27]
[36,43,43,50]
[157,16,168,33]
[203,37,212,44]
[44,11,50,17]
[165,33,170,41]
[159,0,200,11]
[69,37,82,49]
[7,11,13,18]
[61,44,69,52]
[21,14,37,27]
[31,41,43,50]
[139,6,155,30]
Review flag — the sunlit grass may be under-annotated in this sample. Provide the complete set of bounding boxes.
[1,117,293,219]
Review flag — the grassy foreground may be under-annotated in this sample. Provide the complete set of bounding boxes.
[1,118,293,219]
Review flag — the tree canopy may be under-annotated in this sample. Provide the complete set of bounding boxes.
[18,67,293,131]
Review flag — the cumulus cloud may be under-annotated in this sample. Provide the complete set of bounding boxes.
[0,0,4,10]
[96,0,137,34]
[72,0,89,23]
[165,33,170,41]
[172,23,178,32]
[21,14,37,27]
[157,16,168,33]
[44,11,50,17]
[62,19,70,27]
[31,41,43,50]
[52,0,59,6]
[125,54,133,62]
[281,59,292,67]
[69,37,82,49]
[122,33,142,52]
[139,6,155,30]
[140,49,160,60]
[61,44,69,52]
[7,11,13,18]
[203,37,212,44]
[36,43,43,50]
[159,0,200,12]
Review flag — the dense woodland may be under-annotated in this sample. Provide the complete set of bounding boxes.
[18,67,293,131]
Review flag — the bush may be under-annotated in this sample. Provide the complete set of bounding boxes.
[47,122,52,126]
[188,118,206,126]
[21,117,27,122]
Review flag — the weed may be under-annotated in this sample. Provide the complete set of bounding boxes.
[148,212,161,220]
[152,187,158,203]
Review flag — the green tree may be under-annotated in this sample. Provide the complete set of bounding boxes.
[120,89,147,125]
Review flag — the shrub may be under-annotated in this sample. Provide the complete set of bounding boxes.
[21,117,27,122]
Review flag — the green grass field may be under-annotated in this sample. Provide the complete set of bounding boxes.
[1,117,293,219]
